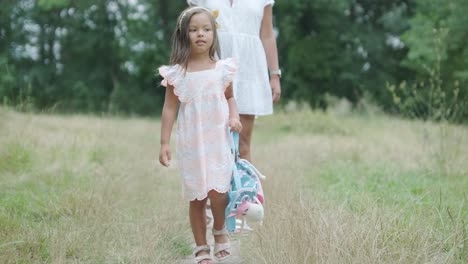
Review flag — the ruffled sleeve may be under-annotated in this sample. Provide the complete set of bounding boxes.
[158,64,183,88]
[264,0,275,6]
[219,58,237,89]
[158,64,188,101]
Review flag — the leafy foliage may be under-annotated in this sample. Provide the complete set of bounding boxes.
[396,0,468,121]
[276,0,414,110]
[0,0,466,120]
[0,0,184,115]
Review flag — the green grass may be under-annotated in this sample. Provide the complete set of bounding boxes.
[0,106,467,263]
[250,110,467,263]
[0,142,34,174]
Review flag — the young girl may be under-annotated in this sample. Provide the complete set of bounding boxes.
[158,6,242,264]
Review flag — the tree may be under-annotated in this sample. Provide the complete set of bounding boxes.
[398,0,468,121]
[276,0,414,109]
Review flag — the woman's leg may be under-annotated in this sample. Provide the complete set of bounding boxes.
[239,114,255,161]
[208,190,230,258]
[190,198,211,263]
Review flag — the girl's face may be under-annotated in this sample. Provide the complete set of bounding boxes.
[188,12,214,56]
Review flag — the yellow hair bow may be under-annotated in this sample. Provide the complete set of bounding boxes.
[213,9,220,29]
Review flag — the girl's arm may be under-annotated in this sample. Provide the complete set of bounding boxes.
[159,84,178,167]
[225,83,242,132]
[260,4,281,103]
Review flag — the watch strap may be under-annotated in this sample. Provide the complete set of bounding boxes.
[269,69,282,77]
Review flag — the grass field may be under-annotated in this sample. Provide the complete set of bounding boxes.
[0,107,467,263]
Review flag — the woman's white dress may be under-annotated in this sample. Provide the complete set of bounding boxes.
[187,0,274,115]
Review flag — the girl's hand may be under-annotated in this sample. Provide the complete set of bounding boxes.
[229,118,243,132]
[159,143,172,167]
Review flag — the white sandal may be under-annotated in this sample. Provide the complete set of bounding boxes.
[212,227,231,262]
[193,245,213,264]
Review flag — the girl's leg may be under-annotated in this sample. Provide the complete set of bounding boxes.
[208,190,230,258]
[239,114,255,161]
[189,198,212,263]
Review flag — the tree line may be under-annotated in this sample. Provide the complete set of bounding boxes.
[1,0,467,121]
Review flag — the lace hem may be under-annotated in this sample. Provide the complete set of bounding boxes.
[264,0,275,7]
[186,186,231,201]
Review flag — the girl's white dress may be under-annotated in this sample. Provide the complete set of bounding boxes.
[187,0,274,116]
[159,59,236,201]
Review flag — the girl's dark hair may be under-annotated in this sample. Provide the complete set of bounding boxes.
[170,7,221,69]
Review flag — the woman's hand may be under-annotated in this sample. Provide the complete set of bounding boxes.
[270,76,281,103]
[159,143,172,167]
[228,117,243,132]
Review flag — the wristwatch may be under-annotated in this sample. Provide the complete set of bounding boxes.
[269,69,282,78]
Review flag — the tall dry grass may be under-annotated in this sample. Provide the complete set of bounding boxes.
[241,133,466,263]
[0,109,191,263]
[0,107,466,263]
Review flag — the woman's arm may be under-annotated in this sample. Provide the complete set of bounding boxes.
[260,4,281,103]
[159,85,178,167]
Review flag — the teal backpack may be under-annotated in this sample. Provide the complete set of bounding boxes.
[225,132,265,232]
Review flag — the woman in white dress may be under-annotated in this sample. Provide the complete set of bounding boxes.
[187,0,281,161]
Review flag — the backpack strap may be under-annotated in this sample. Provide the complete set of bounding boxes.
[229,131,242,189]
[226,131,242,232]
[231,131,240,160]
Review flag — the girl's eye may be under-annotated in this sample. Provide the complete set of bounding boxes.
[204,28,211,32]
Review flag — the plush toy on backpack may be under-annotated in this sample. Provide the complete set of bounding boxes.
[225,132,266,233]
